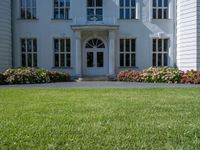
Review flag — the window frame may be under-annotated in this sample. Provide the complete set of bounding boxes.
[54,38,71,68]
[87,0,103,22]
[119,0,136,20]
[119,39,136,67]
[53,0,70,20]
[152,0,169,19]
[20,0,37,20]
[21,38,38,67]
[152,38,169,67]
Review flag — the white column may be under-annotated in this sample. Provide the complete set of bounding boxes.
[108,31,116,75]
[136,0,140,19]
[75,31,82,77]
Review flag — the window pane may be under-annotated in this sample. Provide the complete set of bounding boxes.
[164,53,168,66]
[158,39,162,52]
[164,39,168,52]
[153,9,157,19]
[120,0,124,7]
[158,0,162,7]
[131,0,135,7]
[153,39,156,52]
[32,8,36,19]
[33,39,37,52]
[21,39,26,52]
[22,54,26,67]
[120,39,124,52]
[126,39,130,52]
[164,0,168,7]
[55,54,59,67]
[60,39,65,52]
[60,54,65,67]
[33,54,37,67]
[131,54,135,67]
[97,52,104,67]
[126,54,130,66]
[54,0,59,7]
[153,53,156,66]
[27,8,32,19]
[66,39,70,52]
[163,9,168,19]
[120,54,124,67]
[54,8,59,19]
[131,39,135,52]
[66,0,70,7]
[27,0,31,7]
[125,9,130,19]
[27,39,32,52]
[28,54,32,67]
[32,0,36,7]
[66,54,71,67]
[120,9,124,19]
[96,9,103,21]
[21,8,26,19]
[60,0,65,7]
[96,0,102,7]
[131,9,135,19]
[21,0,26,7]
[87,52,94,67]
[54,39,59,52]
[153,0,157,7]
[125,0,130,7]
[158,9,162,19]
[158,53,162,66]
[65,8,69,19]
[87,0,94,7]
[60,8,65,19]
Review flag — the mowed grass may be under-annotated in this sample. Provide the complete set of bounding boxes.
[0,88,200,150]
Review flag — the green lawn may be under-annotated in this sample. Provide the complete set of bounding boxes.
[0,88,200,150]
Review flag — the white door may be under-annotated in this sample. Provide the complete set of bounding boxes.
[84,38,108,76]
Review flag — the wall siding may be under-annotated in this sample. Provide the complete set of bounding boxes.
[0,0,12,72]
[197,1,200,70]
[177,0,198,71]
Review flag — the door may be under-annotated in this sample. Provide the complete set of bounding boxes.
[84,38,108,76]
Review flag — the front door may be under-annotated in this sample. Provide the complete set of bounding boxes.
[84,38,108,76]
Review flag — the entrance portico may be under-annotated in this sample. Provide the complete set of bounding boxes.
[71,25,119,77]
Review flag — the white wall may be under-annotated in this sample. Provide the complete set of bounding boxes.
[197,1,200,71]
[177,0,198,71]
[12,0,176,76]
[0,0,12,72]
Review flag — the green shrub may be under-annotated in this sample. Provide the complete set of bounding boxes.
[49,71,70,82]
[181,70,200,84]
[0,73,7,85]
[117,70,141,82]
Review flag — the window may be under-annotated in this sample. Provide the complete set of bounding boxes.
[152,0,168,19]
[21,39,37,67]
[54,0,70,19]
[120,39,136,67]
[119,0,136,19]
[20,0,36,19]
[54,39,71,67]
[152,39,169,67]
[87,0,103,21]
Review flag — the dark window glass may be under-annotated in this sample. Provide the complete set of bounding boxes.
[28,54,32,67]
[131,9,136,19]
[96,0,102,7]
[153,0,157,7]
[164,53,168,66]
[60,0,65,7]
[153,9,157,19]
[54,0,59,7]
[22,54,26,67]
[27,39,32,52]
[60,8,65,19]
[32,0,36,7]
[66,54,71,67]
[66,0,70,7]
[33,39,37,52]
[153,53,156,66]
[66,39,70,52]
[163,9,168,19]
[60,39,65,52]
[120,0,124,7]
[158,0,162,7]
[153,39,157,52]
[126,39,130,52]
[33,54,37,67]
[158,39,162,51]
[120,54,124,67]
[131,39,135,52]
[54,39,59,52]
[55,54,59,67]
[126,54,130,66]
[125,0,130,7]
[120,9,124,19]
[131,54,135,67]
[21,39,26,52]
[21,0,26,7]
[125,9,130,19]
[60,54,65,67]
[120,39,124,52]
[158,9,162,19]
[164,39,168,52]
[27,0,31,7]
[87,0,94,7]
[54,8,59,19]
[87,52,94,67]
[164,0,168,7]
[158,53,162,66]
[131,0,135,7]
[97,52,104,67]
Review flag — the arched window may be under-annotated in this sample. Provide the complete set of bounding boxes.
[85,38,105,48]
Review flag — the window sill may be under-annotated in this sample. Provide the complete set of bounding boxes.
[118,66,139,69]
[51,18,73,21]
[151,18,172,21]
[17,18,39,21]
[52,67,73,69]
[118,19,140,21]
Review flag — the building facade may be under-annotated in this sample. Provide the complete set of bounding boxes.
[0,0,199,77]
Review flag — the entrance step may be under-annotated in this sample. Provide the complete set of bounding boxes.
[77,76,110,81]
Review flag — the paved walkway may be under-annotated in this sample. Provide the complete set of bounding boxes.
[0,81,200,88]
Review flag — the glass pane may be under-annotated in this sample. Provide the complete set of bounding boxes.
[158,9,162,19]
[125,9,130,19]
[60,8,65,19]
[164,39,168,52]
[131,39,135,52]
[153,9,157,19]
[131,0,135,7]
[22,54,26,67]
[158,0,162,7]
[27,39,32,52]
[120,54,124,67]
[96,9,103,21]
[153,53,156,66]
[32,8,36,19]
[87,9,95,21]
[21,0,26,7]
[153,0,157,7]
[33,39,37,52]
[28,54,32,67]
[66,39,70,52]
[126,39,130,52]
[164,9,168,19]
[27,0,31,7]
[60,39,65,52]
[55,54,59,67]
[87,52,94,67]
[66,54,71,67]
[87,0,94,7]
[120,9,124,19]
[54,8,59,19]
[33,54,37,67]
[98,43,105,48]
[125,0,130,7]
[21,8,26,19]
[120,39,124,52]
[131,9,135,19]
[131,54,135,67]
[54,0,59,7]
[158,53,162,66]
[96,0,103,7]
[153,39,156,52]
[126,54,130,67]
[120,0,124,7]
[164,54,168,66]
[164,0,168,7]
[54,39,59,52]
[92,39,98,46]
[158,39,162,52]
[60,0,65,7]
[21,39,26,52]
[60,54,65,67]
[66,0,70,7]
[27,8,32,19]
[65,8,69,19]
[32,0,36,7]
[97,52,104,67]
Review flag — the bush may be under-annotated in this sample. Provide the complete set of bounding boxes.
[117,70,141,82]
[0,73,7,85]
[3,68,70,85]
[181,70,200,84]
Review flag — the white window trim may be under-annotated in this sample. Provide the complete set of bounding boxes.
[152,0,169,19]
[119,0,137,20]
[53,0,70,20]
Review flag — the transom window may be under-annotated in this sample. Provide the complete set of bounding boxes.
[85,39,105,48]
[87,0,103,21]
[54,39,71,67]
[119,0,136,19]
[120,39,136,67]
[54,0,70,19]
[21,39,37,67]
[152,39,169,67]
[20,0,36,19]
[153,0,168,19]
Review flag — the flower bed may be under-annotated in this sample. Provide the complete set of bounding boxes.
[0,68,70,85]
[117,67,200,84]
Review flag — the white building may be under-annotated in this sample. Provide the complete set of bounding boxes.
[0,0,199,78]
